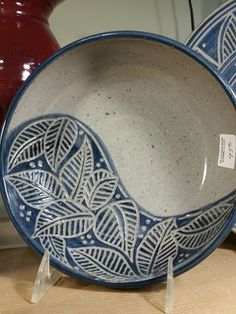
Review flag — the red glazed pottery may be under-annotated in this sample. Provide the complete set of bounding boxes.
[0,0,61,125]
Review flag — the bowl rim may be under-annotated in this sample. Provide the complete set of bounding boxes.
[1,31,236,288]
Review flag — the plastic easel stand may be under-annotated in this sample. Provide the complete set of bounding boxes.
[165,257,174,314]
[31,251,63,304]
[31,251,175,312]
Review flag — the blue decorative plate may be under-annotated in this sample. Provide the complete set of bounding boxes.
[1,32,236,287]
[186,0,236,232]
[186,0,236,95]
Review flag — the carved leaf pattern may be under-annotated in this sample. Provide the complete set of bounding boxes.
[136,218,178,276]
[7,119,52,171]
[83,169,118,211]
[218,13,236,65]
[59,136,93,201]
[33,199,95,238]
[40,236,68,264]
[173,196,236,250]
[5,170,68,209]
[69,246,136,281]
[44,117,78,171]
[4,114,236,284]
[94,200,139,261]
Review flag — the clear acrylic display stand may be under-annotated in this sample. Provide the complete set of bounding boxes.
[165,257,174,314]
[31,252,175,313]
[31,251,64,303]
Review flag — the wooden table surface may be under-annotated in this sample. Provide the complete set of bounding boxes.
[0,233,235,314]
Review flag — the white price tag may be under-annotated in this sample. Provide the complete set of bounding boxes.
[217,134,236,169]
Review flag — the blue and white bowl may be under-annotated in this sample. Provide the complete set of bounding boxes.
[1,31,236,287]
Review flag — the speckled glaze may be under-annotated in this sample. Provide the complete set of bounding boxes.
[186,0,236,232]
[1,32,236,287]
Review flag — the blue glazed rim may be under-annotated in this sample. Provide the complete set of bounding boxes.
[0,31,236,288]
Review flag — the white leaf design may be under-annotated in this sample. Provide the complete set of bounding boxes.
[83,169,118,211]
[59,136,93,201]
[69,246,136,281]
[136,218,177,276]
[94,200,139,261]
[44,117,78,171]
[33,199,95,238]
[39,236,69,265]
[5,170,67,209]
[7,119,53,171]
[174,196,236,250]
[218,13,236,65]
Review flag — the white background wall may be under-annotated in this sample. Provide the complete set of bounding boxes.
[49,0,225,47]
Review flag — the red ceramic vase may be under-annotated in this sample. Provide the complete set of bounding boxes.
[0,0,61,125]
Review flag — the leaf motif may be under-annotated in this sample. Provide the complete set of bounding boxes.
[33,199,95,238]
[136,218,178,276]
[83,169,118,211]
[59,136,94,201]
[173,196,236,250]
[94,200,139,261]
[39,236,69,265]
[69,246,136,281]
[44,117,78,171]
[7,119,53,171]
[218,13,236,65]
[5,170,68,209]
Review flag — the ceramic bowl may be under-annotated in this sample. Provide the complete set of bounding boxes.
[1,31,236,288]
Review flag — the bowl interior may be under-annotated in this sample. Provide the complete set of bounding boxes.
[9,37,236,216]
